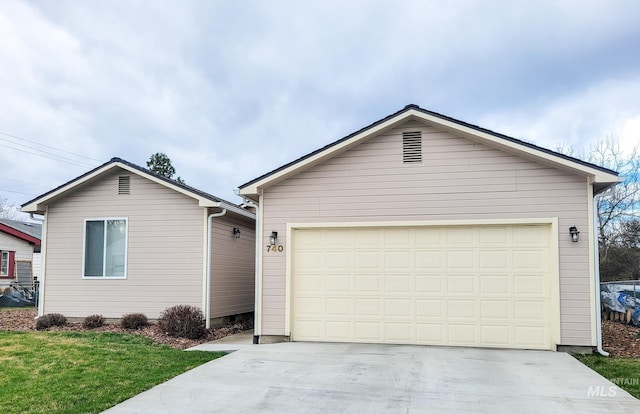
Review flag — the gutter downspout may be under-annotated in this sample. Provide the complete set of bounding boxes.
[206,209,227,329]
[593,192,609,356]
[242,198,261,345]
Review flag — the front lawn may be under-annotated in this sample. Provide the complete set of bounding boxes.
[0,331,223,414]
[575,354,640,399]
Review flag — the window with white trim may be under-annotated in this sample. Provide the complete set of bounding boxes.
[83,219,128,278]
[0,251,8,276]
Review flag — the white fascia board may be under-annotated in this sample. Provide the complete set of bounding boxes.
[219,201,256,219]
[238,112,413,196]
[21,162,222,212]
[22,163,117,213]
[411,110,620,184]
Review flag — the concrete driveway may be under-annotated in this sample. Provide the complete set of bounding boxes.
[103,342,640,413]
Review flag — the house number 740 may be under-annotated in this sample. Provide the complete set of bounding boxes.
[266,245,284,252]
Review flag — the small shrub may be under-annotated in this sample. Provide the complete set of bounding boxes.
[83,314,105,329]
[121,313,148,330]
[35,313,67,330]
[158,305,206,339]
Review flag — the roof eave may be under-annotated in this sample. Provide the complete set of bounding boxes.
[238,111,417,196]
[21,160,225,213]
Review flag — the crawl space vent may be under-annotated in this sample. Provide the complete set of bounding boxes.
[402,131,422,163]
[118,176,131,195]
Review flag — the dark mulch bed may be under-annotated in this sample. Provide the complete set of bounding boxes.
[602,320,640,358]
[0,308,252,350]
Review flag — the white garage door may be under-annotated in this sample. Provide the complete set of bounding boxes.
[291,224,555,350]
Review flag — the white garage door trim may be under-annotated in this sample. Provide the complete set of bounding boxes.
[285,218,560,349]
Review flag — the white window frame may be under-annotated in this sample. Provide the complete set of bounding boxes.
[82,218,128,279]
[0,251,8,276]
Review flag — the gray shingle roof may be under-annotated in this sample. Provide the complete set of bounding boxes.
[0,218,42,240]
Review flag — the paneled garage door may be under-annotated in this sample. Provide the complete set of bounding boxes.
[291,224,555,350]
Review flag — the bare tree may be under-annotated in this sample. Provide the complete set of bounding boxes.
[557,137,640,280]
[589,137,639,247]
[0,196,20,220]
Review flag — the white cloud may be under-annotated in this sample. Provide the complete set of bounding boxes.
[1,0,640,204]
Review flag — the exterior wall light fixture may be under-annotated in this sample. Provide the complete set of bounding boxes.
[569,226,580,242]
[233,227,241,239]
[270,231,278,246]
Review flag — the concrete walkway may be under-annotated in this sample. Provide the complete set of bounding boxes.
[187,330,254,352]
[104,342,640,413]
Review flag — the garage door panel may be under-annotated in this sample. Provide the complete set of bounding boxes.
[448,324,477,343]
[355,275,382,293]
[355,322,382,340]
[513,226,547,245]
[326,322,351,340]
[385,275,412,293]
[446,228,474,244]
[514,301,547,321]
[417,323,444,342]
[515,326,547,347]
[326,275,350,292]
[416,276,444,294]
[294,251,324,270]
[514,250,546,270]
[481,325,511,345]
[479,250,510,269]
[478,227,509,244]
[385,298,412,318]
[385,252,412,270]
[414,228,443,244]
[384,228,412,246]
[479,275,510,294]
[416,299,444,318]
[355,298,382,317]
[326,298,351,316]
[446,250,475,268]
[447,275,475,294]
[295,274,324,292]
[295,297,324,315]
[292,224,554,350]
[514,275,545,295]
[480,300,510,320]
[448,300,476,319]
[415,250,443,269]
[355,252,380,268]
[385,323,414,341]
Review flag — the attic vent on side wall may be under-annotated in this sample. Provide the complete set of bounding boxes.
[402,131,422,163]
[118,176,131,195]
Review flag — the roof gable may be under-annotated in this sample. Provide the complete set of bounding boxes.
[21,157,253,218]
[238,105,620,196]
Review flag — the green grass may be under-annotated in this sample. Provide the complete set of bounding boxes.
[0,331,223,414]
[575,354,640,398]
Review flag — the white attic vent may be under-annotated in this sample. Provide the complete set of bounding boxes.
[402,131,422,163]
[118,176,131,195]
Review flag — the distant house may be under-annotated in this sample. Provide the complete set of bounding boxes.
[22,158,255,326]
[239,104,620,351]
[0,219,41,289]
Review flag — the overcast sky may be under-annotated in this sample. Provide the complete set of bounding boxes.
[1,0,639,213]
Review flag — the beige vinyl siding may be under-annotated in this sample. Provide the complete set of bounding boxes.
[210,214,256,318]
[43,168,205,319]
[261,120,592,346]
[0,232,34,262]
